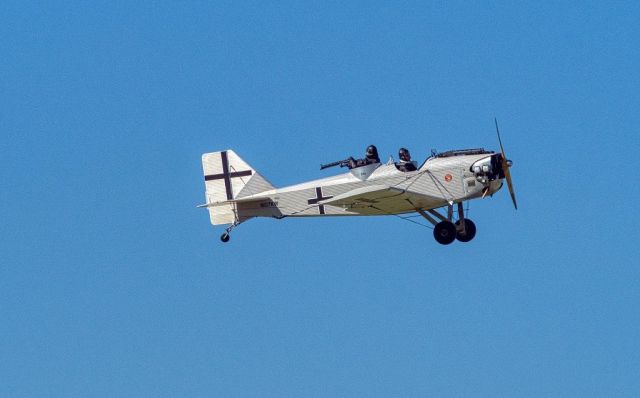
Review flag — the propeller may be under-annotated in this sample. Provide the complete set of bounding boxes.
[494,118,517,210]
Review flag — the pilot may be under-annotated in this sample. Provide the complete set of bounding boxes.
[365,145,380,164]
[349,145,381,168]
[396,147,417,172]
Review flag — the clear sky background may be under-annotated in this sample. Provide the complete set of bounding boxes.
[2,1,639,396]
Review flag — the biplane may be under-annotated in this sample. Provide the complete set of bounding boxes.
[199,120,516,245]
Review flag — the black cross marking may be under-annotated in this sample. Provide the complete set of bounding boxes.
[307,187,333,215]
[204,151,253,200]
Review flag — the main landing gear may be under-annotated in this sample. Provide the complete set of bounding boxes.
[418,203,477,245]
[433,221,456,245]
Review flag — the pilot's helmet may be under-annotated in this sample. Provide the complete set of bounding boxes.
[399,147,411,162]
[366,145,379,159]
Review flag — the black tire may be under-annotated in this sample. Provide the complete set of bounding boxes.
[433,221,456,245]
[220,233,230,243]
[455,218,477,242]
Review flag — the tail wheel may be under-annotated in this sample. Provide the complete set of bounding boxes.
[455,218,476,242]
[433,221,456,245]
[220,233,230,243]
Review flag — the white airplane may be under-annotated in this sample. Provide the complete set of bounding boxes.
[199,120,516,245]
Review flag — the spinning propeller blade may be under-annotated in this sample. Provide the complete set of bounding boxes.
[494,118,517,210]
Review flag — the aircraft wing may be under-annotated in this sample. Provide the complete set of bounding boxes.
[319,184,439,215]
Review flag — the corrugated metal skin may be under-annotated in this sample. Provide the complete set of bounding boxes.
[238,172,274,198]
[222,153,500,221]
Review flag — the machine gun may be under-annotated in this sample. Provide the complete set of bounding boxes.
[320,158,354,170]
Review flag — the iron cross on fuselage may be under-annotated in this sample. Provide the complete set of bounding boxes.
[307,187,333,215]
[204,151,252,200]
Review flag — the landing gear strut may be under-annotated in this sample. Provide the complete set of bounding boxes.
[454,202,476,243]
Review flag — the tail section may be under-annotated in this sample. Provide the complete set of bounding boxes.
[201,150,274,225]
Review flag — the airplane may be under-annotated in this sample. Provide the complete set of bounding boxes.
[199,120,516,245]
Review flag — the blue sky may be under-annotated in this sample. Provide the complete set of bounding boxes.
[2,1,639,396]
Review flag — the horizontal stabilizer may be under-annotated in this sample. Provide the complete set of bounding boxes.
[196,194,271,209]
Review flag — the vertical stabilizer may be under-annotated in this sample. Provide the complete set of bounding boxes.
[201,150,274,225]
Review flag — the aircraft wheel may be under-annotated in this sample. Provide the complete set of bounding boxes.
[455,218,476,243]
[220,232,230,243]
[433,221,456,245]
